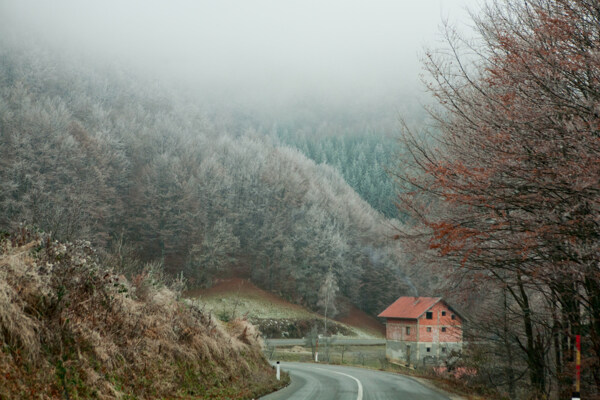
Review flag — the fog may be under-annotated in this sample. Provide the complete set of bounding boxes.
[1,0,480,107]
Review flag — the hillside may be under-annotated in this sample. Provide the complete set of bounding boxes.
[185,278,385,338]
[0,230,285,399]
[0,38,415,321]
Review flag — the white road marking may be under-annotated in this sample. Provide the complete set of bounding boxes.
[314,367,363,400]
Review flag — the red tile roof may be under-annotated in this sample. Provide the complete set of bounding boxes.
[378,296,442,319]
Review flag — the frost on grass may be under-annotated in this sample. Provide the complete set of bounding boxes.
[0,229,283,399]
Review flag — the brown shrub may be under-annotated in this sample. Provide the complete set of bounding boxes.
[0,230,283,399]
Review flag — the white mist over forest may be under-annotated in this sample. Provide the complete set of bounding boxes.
[1,0,479,106]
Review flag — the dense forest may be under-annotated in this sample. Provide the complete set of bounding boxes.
[0,38,423,318]
[277,131,400,219]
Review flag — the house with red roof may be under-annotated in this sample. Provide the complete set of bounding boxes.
[378,296,463,366]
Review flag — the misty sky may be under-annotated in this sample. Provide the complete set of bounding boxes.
[1,0,481,105]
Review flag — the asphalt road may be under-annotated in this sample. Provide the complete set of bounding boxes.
[265,338,386,346]
[260,362,451,400]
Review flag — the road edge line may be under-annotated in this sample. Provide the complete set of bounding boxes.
[314,367,363,400]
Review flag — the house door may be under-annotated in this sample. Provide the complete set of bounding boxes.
[406,345,411,365]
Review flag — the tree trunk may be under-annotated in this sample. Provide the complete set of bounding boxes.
[503,289,517,399]
[517,275,546,397]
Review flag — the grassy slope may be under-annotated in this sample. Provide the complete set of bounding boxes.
[0,231,286,399]
[185,278,385,338]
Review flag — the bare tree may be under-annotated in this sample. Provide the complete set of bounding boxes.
[395,0,600,397]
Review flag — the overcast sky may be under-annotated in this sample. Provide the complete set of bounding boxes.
[1,0,482,105]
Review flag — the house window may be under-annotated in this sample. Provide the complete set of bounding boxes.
[441,311,446,316]
[442,327,447,332]
[427,327,432,332]
[426,312,433,319]
[442,347,446,353]
[451,314,456,320]
[426,347,431,352]
[406,327,411,335]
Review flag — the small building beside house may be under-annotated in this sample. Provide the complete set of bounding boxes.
[378,296,463,366]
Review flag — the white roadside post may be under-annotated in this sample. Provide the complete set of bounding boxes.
[276,361,280,380]
[315,336,319,362]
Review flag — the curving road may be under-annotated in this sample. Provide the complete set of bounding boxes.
[260,362,451,400]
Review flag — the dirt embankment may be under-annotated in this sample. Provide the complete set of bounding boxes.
[336,300,386,337]
[0,230,284,399]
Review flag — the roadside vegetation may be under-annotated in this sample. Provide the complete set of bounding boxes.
[0,229,285,399]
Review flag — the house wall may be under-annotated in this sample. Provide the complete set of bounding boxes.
[385,318,417,341]
[385,340,412,364]
[417,302,462,343]
[385,340,463,366]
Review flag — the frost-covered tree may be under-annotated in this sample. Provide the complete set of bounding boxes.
[317,270,339,320]
[0,37,412,318]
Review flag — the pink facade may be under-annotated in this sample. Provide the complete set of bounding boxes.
[416,302,462,343]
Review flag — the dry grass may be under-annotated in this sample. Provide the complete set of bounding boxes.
[185,278,316,321]
[0,230,285,399]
